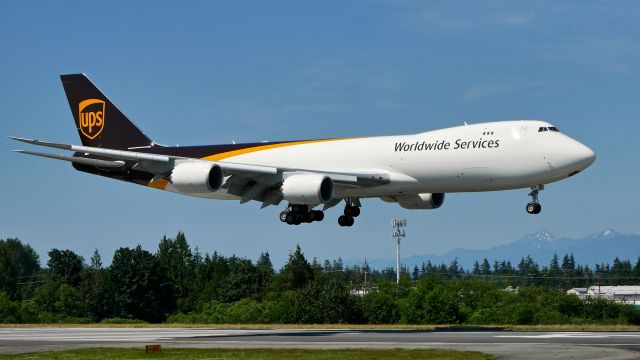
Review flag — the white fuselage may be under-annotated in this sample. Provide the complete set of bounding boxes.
[169,120,595,200]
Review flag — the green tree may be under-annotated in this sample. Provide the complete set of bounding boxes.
[360,287,399,324]
[480,258,491,275]
[47,249,85,286]
[0,238,40,300]
[0,291,21,323]
[80,250,112,322]
[109,245,175,322]
[293,279,362,323]
[280,245,313,291]
[256,252,274,296]
[80,266,112,322]
[422,284,461,324]
[218,256,258,302]
[157,232,196,311]
[32,279,86,319]
[90,249,102,270]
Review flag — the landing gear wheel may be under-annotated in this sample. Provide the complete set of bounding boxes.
[350,206,361,217]
[281,204,325,225]
[338,215,354,227]
[526,202,542,214]
[346,216,354,226]
[310,210,324,222]
[302,212,312,223]
[285,213,295,224]
[526,185,544,215]
[344,205,360,217]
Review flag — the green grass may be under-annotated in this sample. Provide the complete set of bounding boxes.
[0,348,494,360]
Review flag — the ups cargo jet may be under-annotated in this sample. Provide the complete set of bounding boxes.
[10,74,595,227]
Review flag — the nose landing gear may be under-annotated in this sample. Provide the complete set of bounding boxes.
[526,185,543,214]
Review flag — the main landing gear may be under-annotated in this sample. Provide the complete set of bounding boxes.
[338,201,360,227]
[279,204,324,225]
[279,199,362,227]
[526,185,543,214]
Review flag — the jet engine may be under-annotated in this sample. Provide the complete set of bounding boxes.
[395,193,445,209]
[281,174,334,204]
[170,162,223,193]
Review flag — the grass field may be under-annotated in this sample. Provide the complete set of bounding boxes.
[0,348,495,360]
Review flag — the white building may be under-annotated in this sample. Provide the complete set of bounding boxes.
[567,285,640,307]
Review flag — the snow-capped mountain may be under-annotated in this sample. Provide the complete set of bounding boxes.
[348,229,640,270]
[516,230,556,249]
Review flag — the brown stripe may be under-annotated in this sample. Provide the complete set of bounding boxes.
[201,138,345,161]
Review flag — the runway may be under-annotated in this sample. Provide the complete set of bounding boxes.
[1,328,639,360]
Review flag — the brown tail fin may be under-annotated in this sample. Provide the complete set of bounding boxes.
[60,74,153,149]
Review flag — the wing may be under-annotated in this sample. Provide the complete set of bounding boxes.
[9,137,390,207]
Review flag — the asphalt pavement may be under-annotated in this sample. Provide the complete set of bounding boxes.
[0,328,639,360]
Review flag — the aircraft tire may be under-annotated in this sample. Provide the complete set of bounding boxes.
[346,216,354,226]
[526,202,542,214]
[534,203,542,214]
[350,206,360,217]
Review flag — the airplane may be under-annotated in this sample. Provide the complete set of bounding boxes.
[10,74,596,227]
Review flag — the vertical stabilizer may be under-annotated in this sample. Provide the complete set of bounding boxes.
[60,74,152,149]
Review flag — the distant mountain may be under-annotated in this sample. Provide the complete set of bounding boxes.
[348,229,640,271]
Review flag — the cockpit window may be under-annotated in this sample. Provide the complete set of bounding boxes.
[538,126,560,132]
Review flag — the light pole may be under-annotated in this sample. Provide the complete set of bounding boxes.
[392,218,406,284]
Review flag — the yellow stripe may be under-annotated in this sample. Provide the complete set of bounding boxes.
[201,138,345,161]
[148,178,169,190]
[147,138,347,190]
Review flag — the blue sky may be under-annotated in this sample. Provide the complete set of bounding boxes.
[1,1,639,269]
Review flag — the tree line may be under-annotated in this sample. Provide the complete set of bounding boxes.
[0,234,638,325]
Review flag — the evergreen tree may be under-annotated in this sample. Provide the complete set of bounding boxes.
[90,249,102,270]
[472,261,481,275]
[280,244,313,290]
[256,252,274,294]
[157,232,195,307]
[110,245,175,322]
[412,265,420,280]
[480,258,491,275]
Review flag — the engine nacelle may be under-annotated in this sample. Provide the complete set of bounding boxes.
[396,193,445,210]
[281,174,334,204]
[170,162,223,193]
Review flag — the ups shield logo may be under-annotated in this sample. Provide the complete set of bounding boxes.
[78,99,105,139]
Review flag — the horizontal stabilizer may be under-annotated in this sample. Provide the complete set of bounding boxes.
[8,136,72,150]
[8,136,170,163]
[13,150,125,168]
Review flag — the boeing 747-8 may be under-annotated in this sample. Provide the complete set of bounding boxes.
[10,74,595,227]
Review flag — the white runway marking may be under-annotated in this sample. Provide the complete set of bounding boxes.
[496,332,640,339]
[0,328,268,342]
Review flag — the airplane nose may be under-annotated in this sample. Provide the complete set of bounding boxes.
[573,142,596,170]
